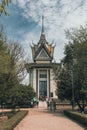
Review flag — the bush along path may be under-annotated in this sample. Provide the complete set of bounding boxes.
[64,110,87,129]
[0,110,28,130]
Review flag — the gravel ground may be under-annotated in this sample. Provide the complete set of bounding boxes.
[14,105,85,130]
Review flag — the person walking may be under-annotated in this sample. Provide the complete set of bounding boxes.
[36,99,39,108]
[46,97,49,108]
[50,98,56,112]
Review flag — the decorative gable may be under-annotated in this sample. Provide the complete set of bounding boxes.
[35,48,51,61]
[31,16,55,63]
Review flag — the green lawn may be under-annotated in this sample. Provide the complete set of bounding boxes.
[0,110,28,130]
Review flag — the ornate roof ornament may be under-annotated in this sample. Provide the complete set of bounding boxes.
[31,16,55,61]
[38,15,47,45]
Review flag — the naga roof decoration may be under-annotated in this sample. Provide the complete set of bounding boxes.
[31,16,55,62]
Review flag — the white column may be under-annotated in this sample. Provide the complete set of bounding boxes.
[38,69,39,98]
[47,69,49,98]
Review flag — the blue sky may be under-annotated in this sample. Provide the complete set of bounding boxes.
[1,0,87,62]
[0,0,87,84]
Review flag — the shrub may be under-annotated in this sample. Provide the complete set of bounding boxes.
[64,110,87,127]
[7,110,17,119]
[0,110,28,130]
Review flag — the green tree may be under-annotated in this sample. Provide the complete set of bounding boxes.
[0,26,11,104]
[57,25,87,112]
[9,84,36,107]
[0,26,35,108]
[5,42,26,105]
[57,68,72,101]
[8,42,26,83]
[0,0,11,15]
[0,26,26,105]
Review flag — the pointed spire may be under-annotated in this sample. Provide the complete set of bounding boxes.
[41,15,44,34]
[38,15,47,45]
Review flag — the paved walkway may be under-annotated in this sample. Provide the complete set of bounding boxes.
[14,102,85,130]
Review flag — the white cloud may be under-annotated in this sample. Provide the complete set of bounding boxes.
[11,0,87,85]
[13,0,87,62]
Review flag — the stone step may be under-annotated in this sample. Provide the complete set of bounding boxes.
[39,101,47,108]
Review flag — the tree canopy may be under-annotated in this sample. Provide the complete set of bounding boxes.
[0,0,11,15]
[0,26,35,107]
[57,25,87,112]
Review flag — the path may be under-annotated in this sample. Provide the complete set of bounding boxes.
[14,102,85,130]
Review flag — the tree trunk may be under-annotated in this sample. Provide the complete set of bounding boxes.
[76,100,84,113]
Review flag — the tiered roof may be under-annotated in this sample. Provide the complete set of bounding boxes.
[31,16,55,63]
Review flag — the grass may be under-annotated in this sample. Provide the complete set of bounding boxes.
[0,110,28,130]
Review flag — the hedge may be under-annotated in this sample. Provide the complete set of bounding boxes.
[64,110,87,127]
[0,110,28,130]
